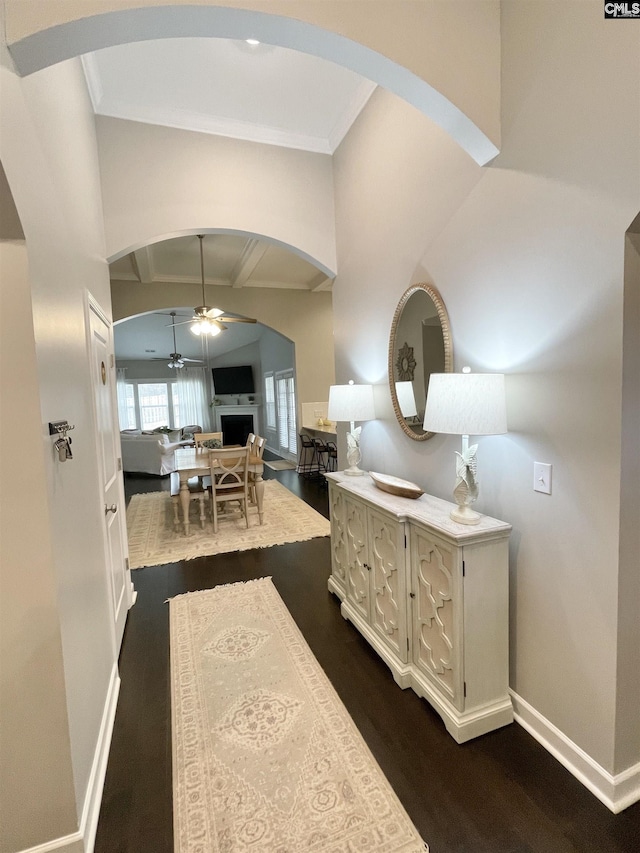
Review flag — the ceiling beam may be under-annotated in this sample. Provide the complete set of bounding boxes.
[230,238,268,288]
[131,246,154,283]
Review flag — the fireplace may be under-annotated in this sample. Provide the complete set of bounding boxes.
[220,414,254,447]
[214,404,259,444]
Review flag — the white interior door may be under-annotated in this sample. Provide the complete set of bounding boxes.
[88,296,132,653]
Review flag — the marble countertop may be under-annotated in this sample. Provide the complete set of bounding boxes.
[326,471,511,544]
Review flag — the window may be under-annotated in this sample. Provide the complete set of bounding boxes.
[264,373,276,430]
[119,380,183,431]
[138,382,172,430]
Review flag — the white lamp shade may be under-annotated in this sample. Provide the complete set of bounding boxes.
[328,382,375,422]
[395,381,418,417]
[423,372,507,436]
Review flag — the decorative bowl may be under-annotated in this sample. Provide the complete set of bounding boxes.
[369,471,424,500]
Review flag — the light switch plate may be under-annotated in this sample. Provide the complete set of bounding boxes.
[534,462,552,495]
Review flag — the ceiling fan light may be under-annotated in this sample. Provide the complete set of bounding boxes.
[191,317,221,337]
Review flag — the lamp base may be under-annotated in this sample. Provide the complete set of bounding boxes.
[344,465,366,476]
[450,505,481,525]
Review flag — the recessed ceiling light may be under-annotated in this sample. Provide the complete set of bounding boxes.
[245,38,260,46]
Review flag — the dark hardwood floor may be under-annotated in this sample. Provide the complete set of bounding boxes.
[97,459,639,852]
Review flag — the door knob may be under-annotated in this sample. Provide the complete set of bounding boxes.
[105,503,118,515]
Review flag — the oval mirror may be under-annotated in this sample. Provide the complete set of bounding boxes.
[388,283,453,440]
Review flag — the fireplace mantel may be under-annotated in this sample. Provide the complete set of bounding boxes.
[213,405,260,434]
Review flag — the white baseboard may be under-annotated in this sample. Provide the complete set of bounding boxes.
[16,833,84,853]
[16,664,121,853]
[511,689,640,813]
[80,662,121,852]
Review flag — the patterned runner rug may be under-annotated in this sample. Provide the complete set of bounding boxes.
[126,480,329,569]
[170,578,428,852]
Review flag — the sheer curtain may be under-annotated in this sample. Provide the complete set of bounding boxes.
[177,367,211,430]
[116,367,132,429]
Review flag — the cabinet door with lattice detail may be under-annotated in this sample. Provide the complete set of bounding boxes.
[344,495,371,621]
[327,482,348,598]
[368,507,408,662]
[409,525,464,710]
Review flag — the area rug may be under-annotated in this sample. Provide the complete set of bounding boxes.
[169,578,428,852]
[264,459,297,471]
[126,480,329,569]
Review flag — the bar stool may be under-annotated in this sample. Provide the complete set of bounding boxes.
[313,438,330,480]
[326,441,338,473]
[297,432,318,477]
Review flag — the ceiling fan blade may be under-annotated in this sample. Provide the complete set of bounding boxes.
[218,316,257,324]
[202,307,225,319]
[166,318,197,327]
[181,357,204,363]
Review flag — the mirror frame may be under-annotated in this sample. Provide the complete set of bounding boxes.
[388,283,453,441]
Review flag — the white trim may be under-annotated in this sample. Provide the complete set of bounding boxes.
[511,690,640,814]
[15,832,84,853]
[93,101,336,154]
[78,662,121,851]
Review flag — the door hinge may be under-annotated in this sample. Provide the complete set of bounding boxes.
[117,457,122,471]
[463,681,467,698]
[404,533,407,548]
[462,560,466,577]
[407,637,410,652]
[125,557,130,571]
[110,353,115,368]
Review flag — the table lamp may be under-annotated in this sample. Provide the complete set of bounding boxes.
[328,380,375,476]
[423,368,507,524]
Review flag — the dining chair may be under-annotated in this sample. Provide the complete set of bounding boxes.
[248,435,266,506]
[195,431,223,448]
[246,432,256,451]
[208,445,251,533]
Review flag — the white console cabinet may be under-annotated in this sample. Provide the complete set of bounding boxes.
[327,472,513,743]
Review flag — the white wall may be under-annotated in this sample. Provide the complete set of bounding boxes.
[0,237,80,853]
[0,43,118,851]
[97,116,337,275]
[333,1,639,803]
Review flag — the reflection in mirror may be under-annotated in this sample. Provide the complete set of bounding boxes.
[388,283,453,441]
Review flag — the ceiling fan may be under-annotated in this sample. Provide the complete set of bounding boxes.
[153,312,204,369]
[169,234,258,336]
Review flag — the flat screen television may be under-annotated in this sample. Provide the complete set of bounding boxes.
[212,365,255,395]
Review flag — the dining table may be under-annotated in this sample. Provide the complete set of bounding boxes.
[173,446,265,535]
